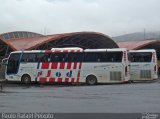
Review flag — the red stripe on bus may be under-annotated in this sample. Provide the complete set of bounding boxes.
[77,78,79,83]
[47,70,51,77]
[77,70,80,77]
[70,50,74,52]
[49,78,55,83]
[71,78,75,83]
[45,50,52,53]
[39,77,47,83]
[41,63,49,69]
[51,62,58,69]
[67,62,72,69]
[123,51,126,61]
[58,78,62,82]
[60,62,65,69]
[65,78,69,83]
[63,50,68,52]
[76,70,81,83]
[55,50,61,52]
[73,62,77,69]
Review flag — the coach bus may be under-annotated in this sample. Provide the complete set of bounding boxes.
[129,49,158,81]
[4,48,130,85]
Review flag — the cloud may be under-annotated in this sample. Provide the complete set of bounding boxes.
[0,0,160,36]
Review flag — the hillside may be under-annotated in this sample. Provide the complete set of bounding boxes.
[112,32,160,41]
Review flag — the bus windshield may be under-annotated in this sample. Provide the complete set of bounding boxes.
[129,52,152,62]
[7,53,21,74]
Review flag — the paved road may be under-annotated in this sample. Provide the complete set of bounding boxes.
[0,80,160,113]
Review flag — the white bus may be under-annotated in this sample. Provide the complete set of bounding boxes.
[4,48,130,85]
[129,49,158,81]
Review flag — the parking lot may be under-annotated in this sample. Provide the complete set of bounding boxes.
[0,80,160,113]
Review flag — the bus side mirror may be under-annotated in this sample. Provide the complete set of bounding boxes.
[2,58,8,65]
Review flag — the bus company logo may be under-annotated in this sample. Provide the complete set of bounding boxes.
[37,71,42,76]
[66,70,72,77]
[142,113,159,119]
[56,72,61,77]
[56,71,73,77]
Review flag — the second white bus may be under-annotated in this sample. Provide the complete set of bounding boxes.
[129,49,158,81]
[4,48,130,85]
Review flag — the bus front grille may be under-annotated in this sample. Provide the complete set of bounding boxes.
[110,72,121,81]
[140,70,151,78]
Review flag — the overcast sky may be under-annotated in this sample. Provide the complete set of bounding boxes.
[0,0,160,37]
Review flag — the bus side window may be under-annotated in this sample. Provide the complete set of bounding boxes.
[51,53,65,62]
[37,53,47,62]
[62,53,69,62]
[107,52,114,62]
[96,53,104,62]
[106,52,122,62]
[67,52,84,62]
[131,57,135,62]
[139,57,144,62]
[42,53,50,62]
[21,54,29,62]
[21,53,37,62]
[84,53,97,62]
[28,54,36,62]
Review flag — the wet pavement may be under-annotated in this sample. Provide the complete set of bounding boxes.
[0,80,160,113]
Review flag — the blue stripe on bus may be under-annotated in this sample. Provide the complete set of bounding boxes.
[17,51,23,74]
[35,62,40,82]
[35,51,42,82]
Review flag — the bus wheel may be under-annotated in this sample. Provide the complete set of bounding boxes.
[21,74,31,84]
[86,75,97,85]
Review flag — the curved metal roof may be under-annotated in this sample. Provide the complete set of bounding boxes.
[117,40,160,50]
[117,39,160,60]
[0,31,43,40]
[0,31,119,51]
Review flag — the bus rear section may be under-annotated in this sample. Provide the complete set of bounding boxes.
[129,49,158,81]
[78,48,130,84]
[5,48,130,85]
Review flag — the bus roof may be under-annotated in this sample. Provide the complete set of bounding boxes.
[10,48,128,54]
[84,48,127,52]
[11,50,42,53]
[129,49,156,53]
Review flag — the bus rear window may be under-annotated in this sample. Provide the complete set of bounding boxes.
[129,52,152,62]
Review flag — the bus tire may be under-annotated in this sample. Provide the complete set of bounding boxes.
[86,75,97,85]
[21,74,31,84]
